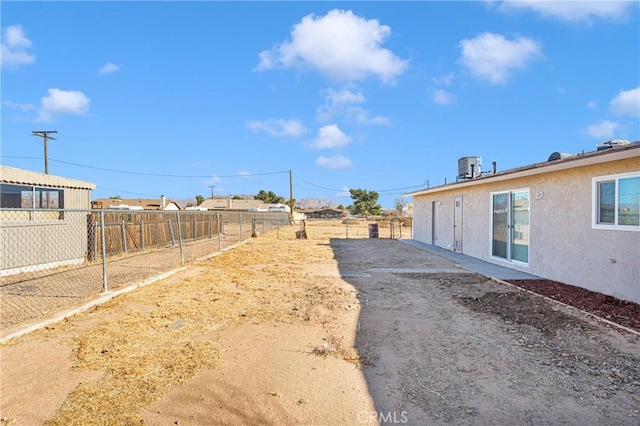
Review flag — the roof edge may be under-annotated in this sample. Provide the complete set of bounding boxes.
[405,142,640,198]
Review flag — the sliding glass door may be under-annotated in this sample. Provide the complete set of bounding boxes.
[492,190,529,263]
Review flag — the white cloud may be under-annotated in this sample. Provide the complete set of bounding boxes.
[345,106,390,125]
[317,87,365,122]
[1,25,36,68]
[610,87,640,117]
[458,32,541,84]
[37,88,90,122]
[246,119,307,137]
[336,186,351,197]
[308,124,352,149]
[204,175,222,185]
[554,87,566,96]
[316,87,388,125]
[326,87,366,105]
[585,120,619,140]
[98,62,120,75]
[3,100,35,111]
[432,89,456,105]
[316,155,352,169]
[432,72,455,86]
[237,171,252,176]
[586,100,598,109]
[255,9,408,83]
[496,0,634,23]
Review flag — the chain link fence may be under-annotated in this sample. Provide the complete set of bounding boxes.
[0,211,411,330]
[0,208,289,329]
[334,217,413,239]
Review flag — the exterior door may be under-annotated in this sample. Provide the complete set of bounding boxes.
[454,195,463,252]
[492,190,529,263]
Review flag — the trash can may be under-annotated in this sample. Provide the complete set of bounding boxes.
[368,223,379,238]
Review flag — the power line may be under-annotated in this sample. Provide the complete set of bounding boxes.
[96,186,159,197]
[1,155,288,178]
[1,156,42,160]
[3,154,425,196]
[50,158,290,178]
[376,184,428,193]
[293,173,425,194]
[293,174,345,193]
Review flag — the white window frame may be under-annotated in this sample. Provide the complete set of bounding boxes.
[592,171,640,231]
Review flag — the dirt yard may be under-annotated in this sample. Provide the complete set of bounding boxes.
[1,221,638,425]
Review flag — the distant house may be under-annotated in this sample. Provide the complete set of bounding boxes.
[405,141,639,303]
[199,198,266,211]
[199,198,232,210]
[265,203,291,212]
[231,199,266,211]
[302,208,346,219]
[91,195,180,211]
[0,166,96,275]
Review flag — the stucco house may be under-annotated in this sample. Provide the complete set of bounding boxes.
[0,166,96,275]
[405,141,639,303]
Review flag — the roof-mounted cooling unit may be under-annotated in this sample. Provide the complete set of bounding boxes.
[458,156,482,180]
[596,139,630,151]
[548,152,575,162]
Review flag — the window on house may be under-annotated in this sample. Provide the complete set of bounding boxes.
[593,173,639,230]
[0,184,65,219]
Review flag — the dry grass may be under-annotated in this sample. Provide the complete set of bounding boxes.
[310,334,366,368]
[41,221,366,424]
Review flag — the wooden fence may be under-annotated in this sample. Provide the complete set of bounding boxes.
[87,211,220,260]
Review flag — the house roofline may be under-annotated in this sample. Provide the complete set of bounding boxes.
[1,165,96,190]
[404,142,640,197]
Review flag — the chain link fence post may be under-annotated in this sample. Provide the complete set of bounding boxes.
[217,212,222,251]
[168,218,175,247]
[120,220,128,252]
[93,221,99,260]
[176,211,184,265]
[140,219,145,250]
[239,213,243,240]
[100,210,108,292]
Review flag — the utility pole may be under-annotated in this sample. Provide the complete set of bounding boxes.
[32,130,58,174]
[208,185,215,199]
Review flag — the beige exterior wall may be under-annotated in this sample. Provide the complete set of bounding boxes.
[412,156,640,303]
[1,166,95,273]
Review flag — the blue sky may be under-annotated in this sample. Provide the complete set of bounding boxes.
[2,1,639,208]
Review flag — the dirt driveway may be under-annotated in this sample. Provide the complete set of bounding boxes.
[334,239,639,424]
[1,222,639,425]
